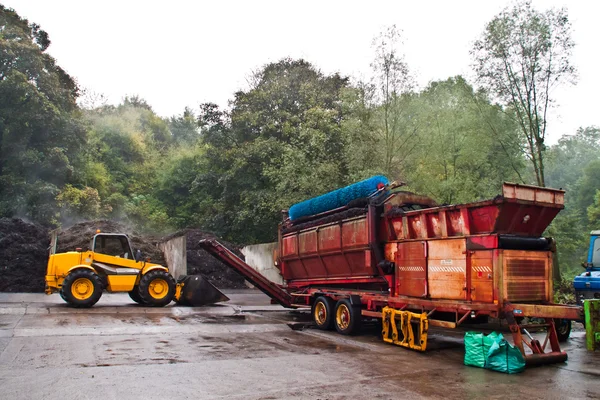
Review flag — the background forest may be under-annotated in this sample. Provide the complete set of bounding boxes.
[1,2,598,281]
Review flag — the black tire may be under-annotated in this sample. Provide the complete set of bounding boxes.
[61,269,103,308]
[334,299,362,335]
[59,289,67,302]
[128,287,145,305]
[554,318,571,342]
[138,270,176,307]
[312,296,335,330]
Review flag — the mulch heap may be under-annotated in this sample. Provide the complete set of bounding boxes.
[162,229,248,289]
[57,220,166,265]
[0,218,50,292]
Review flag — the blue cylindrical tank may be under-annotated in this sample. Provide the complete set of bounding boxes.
[288,175,389,221]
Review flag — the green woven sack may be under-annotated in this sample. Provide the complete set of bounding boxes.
[464,331,503,368]
[485,337,526,374]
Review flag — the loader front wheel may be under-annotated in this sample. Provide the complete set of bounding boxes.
[62,269,103,308]
[139,270,175,307]
[128,287,145,305]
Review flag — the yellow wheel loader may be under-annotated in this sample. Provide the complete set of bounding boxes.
[45,231,229,308]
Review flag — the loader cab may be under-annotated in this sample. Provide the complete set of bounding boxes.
[91,233,136,260]
[574,231,600,305]
[587,231,600,269]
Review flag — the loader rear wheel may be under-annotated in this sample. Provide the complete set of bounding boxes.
[334,299,362,335]
[312,296,335,330]
[128,287,145,305]
[62,269,103,308]
[139,270,175,307]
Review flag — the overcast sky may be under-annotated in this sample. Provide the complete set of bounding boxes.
[4,0,599,143]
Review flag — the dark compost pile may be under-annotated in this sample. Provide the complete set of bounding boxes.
[0,218,50,292]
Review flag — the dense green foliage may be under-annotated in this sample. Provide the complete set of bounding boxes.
[0,6,86,223]
[1,3,596,281]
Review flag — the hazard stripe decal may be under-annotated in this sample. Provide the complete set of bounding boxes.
[429,266,466,273]
[397,266,426,272]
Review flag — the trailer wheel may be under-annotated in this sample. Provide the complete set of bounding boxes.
[312,296,335,330]
[554,318,571,342]
[61,269,103,308]
[334,299,362,335]
[139,270,175,307]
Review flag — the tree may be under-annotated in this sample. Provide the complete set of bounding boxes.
[370,25,417,178]
[403,77,523,203]
[194,59,351,243]
[0,6,86,224]
[170,107,200,145]
[471,0,576,186]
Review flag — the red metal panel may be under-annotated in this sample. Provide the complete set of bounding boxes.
[283,259,308,280]
[427,211,448,238]
[446,209,465,237]
[494,204,561,236]
[469,205,500,234]
[395,242,427,297]
[502,183,564,205]
[471,250,494,303]
[324,253,346,278]
[341,218,369,248]
[281,235,297,258]
[428,213,442,237]
[408,214,428,239]
[427,239,467,300]
[321,250,373,277]
[298,230,317,255]
[318,225,341,252]
[301,257,328,277]
[390,219,405,240]
[467,235,498,250]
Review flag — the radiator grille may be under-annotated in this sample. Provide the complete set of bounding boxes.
[504,253,548,302]
[505,259,546,278]
[507,282,546,301]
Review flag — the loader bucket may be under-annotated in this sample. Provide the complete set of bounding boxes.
[176,275,230,306]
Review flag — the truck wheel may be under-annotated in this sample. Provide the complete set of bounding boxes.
[312,296,335,330]
[61,269,103,308]
[334,299,362,335]
[554,318,571,342]
[139,270,175,307]
[128,287,145,305]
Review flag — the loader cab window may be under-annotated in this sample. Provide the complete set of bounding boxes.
[592,237,600,267]
[93,235,133,259]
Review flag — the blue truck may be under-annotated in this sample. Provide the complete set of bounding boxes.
[574,230,600,305]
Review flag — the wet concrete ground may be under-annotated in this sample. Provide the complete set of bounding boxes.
[0,290,598,399]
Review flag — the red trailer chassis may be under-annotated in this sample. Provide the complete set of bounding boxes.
[200,183,584,366]
[201,238,582,366]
